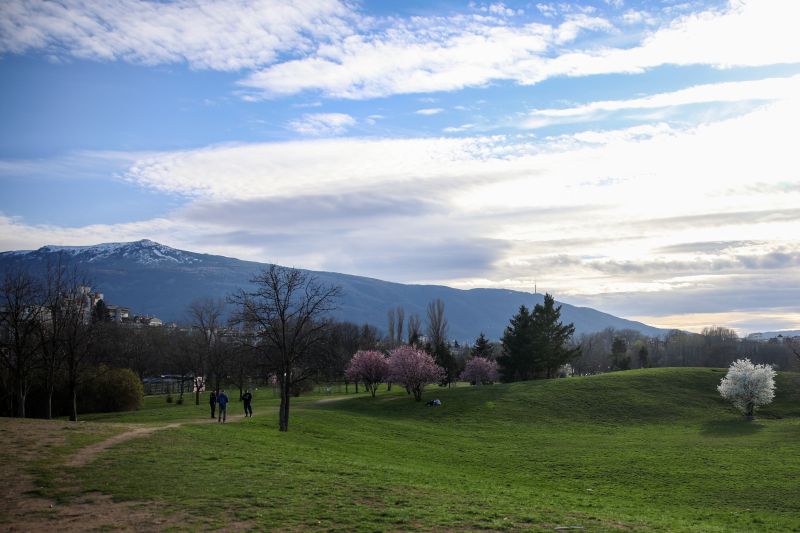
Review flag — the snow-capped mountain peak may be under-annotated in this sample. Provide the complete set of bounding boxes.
[32,240,200,266]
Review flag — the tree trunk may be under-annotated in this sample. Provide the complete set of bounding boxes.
[413,386,422,401]
[17,382,26,418]
[69,383,78,422]
[46,384,54,420]
[279,381,290,432]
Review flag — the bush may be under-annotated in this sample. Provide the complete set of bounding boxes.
[79,365,144,413]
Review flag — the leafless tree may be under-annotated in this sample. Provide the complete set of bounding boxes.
[35,259,68,419]
[785,336,800,365]
[230,265,340,432]
[425,298,448,349]
[407,313,422,346]
[188,297,226,404]
[396,306,405,347]
[387,308,396,346]
[59,272,97,421]
[0,268,43,417]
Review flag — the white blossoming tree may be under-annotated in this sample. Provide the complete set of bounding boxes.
[717,358,776,419]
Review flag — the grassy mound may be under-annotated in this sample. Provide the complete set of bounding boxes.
[71,368,799,531]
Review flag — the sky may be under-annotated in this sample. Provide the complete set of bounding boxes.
[1,0,799,335]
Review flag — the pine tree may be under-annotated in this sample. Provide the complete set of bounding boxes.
[498,294,580,381]
[533,294,581,378]
[472,332,493,359]
[498,305,536,381]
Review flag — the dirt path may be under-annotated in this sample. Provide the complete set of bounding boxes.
[0,413,256,532]
[1,398,343,530]
[67,413,245,467]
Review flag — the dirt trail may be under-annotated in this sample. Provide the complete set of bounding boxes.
[0,418,190,532]
[67,412,247,467]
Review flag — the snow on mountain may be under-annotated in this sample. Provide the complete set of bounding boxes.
[24,239,200,266]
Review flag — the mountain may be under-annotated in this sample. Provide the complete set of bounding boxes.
[0,239,666,341]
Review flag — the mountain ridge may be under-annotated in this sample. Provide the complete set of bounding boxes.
[0,239,667,341]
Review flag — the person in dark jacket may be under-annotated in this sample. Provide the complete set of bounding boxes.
[217,390,229,423]
[242,389,253,417]
[209,390,217,418]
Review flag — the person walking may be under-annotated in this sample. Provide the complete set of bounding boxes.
[209,390,217,419]
[217,389,229,423]
[242,389,253,417]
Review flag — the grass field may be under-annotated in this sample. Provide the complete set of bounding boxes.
[9,368,800,531]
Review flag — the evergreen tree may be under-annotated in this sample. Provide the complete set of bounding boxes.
[498,294,580,381]
[472,332,493,359]
[498,305,536,381]
[533,294,581,378]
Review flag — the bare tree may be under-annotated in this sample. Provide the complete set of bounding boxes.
[60,274,97,421]
[425,298,448,349]
[396,306,405,348]
[0,268,43,418]
[407,313,422,346]
[188,297,226,404]
[36,259,67,419]
[784,336,800,363]
[231,265,340,432]
[387,308,396,346]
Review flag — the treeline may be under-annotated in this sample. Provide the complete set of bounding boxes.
[572,326,799,375]
[4,260,797,425]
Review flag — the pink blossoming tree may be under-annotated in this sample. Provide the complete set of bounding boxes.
[345,350,389,397]
[387,345,445,401]
[460,357,499,385]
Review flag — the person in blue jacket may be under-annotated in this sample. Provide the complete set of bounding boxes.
[217,390,229,423]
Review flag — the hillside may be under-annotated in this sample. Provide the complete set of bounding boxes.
[0,239,667,340]
[61,368,800,532]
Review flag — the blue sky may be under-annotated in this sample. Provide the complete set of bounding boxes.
[1,0,800,334]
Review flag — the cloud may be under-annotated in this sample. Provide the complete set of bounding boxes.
[443,124,476,133]
[240,1,800,99]
[240,12,614,98]
[287,113,356,136]
[522,74,800,128]
[5,1,796,101]
[2,74,800,330]
[415,108,444,115]
[0,0,355,70]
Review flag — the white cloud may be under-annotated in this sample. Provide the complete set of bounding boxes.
[0,0,355,70]
[240,13,614,98]
[242,1,800,99]
[443,124,476,132]
[415,108,445,115]
[5,1,795,101]
[287,113,356,136]
[522,74,800,128]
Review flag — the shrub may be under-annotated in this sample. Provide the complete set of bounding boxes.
[80,365,144,413]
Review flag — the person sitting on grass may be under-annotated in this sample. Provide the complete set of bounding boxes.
[217,389,229,423]
[242,389,253,418]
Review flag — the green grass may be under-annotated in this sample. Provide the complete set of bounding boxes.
[63,369,800,531]
[76,386,350,424]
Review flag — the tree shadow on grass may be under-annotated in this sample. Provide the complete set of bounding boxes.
[701,419,765,437]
